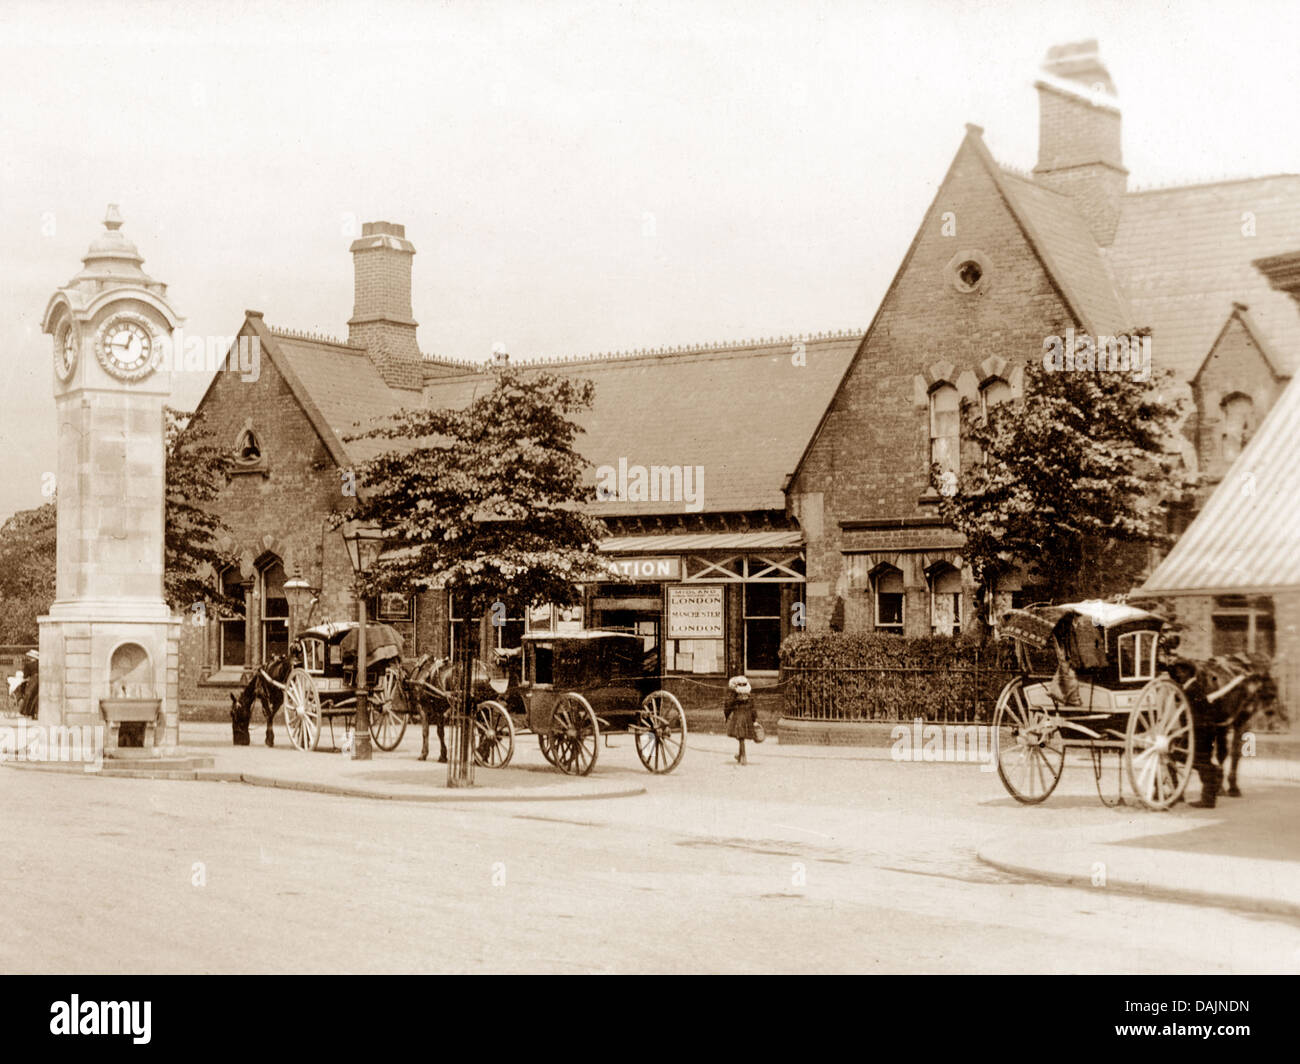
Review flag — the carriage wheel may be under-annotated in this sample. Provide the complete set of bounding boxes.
[549,693,599,776]
[538,732,558,766]
[472,700,515,768]
[1126,678,1194,810]
[283,668,322,752]
[635,691,687,774]
[370,664,409,752]
[993,677,1064,804]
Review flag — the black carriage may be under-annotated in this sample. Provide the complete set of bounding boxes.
[474,630,687,777]
[993,601,1194,809]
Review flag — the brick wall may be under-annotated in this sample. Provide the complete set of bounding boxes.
[790,132,1076,633]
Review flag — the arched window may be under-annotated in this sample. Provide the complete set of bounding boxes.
[1221,394,1255,464]
[218,566,247,668]
[259,557,289,662]
[236,427,261,463]
[980,378,1012,420]
[929,384,960,481]
[929,565,962,637]
[873,567,904,633]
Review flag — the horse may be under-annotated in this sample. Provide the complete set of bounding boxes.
[403,651,518,762]
[229,654,295,747]
[1169,652,1280,806]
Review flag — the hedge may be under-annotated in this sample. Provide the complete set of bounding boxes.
[778,631,1021,723]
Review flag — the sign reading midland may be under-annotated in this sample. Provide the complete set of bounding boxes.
[667,586,724,639]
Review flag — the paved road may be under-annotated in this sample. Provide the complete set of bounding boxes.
[2,732,1298,973]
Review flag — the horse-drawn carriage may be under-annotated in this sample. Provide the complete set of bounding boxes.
[993,600,1274,809]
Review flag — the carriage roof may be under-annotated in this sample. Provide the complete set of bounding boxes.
[299,622,359,642]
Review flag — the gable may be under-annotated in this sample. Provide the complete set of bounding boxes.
[790,128,1078,517]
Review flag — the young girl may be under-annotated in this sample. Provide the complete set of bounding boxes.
[724,675,756,764]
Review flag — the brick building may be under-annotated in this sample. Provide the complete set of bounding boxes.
[787,40,1300,656]
[183,40,1300,712]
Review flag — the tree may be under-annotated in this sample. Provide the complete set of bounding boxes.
[165,408,241,617]
[0,503,56,643]
[934,354,1189,625]
[342,368,611,619]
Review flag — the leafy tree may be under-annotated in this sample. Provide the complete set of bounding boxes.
[165,408,241,617]
[934,353,1189,627]
[342,369,610,620]
[0,503,56,644]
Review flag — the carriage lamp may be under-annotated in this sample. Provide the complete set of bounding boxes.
[341,521,385,761]
[282,567,317,643]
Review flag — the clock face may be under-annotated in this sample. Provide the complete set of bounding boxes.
[54,322,79,381]
[95,314,160,381]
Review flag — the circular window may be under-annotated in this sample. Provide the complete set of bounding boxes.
[947,250,991,294]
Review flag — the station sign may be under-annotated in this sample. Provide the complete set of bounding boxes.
[603,556,681,581]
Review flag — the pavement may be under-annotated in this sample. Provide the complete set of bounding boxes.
[3,713,1297,922]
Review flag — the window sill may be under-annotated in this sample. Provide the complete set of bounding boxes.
[200,669,246,686]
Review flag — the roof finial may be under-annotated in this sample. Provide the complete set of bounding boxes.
[104,203,124,231]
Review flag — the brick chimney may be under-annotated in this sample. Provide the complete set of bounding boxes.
[1032,40,1127,246]
[348,221,422,390]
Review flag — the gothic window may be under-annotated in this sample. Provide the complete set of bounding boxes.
[929,565,962,637]
[218,567,246,668]
[980,378,1012,420]
[259,557,289,662]
[873,567,904,633]
[1220,394,1255,464]
[929,384,960,483]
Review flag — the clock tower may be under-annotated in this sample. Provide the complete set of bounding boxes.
[38,205,182,755]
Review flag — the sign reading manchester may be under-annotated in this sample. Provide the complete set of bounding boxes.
[606,556,680,581]
[667,586,724,639]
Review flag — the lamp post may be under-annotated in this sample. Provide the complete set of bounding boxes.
[282,566,316,644]
[341,521,385,761]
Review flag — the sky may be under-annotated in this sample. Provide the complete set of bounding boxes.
[3,0,1299,520]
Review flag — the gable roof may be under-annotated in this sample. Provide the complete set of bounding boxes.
[1194,301,1292,384]
[1138,371,1300,596]
[419,334,861,515]
[1106,174,1300,380]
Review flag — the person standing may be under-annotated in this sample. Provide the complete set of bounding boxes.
[724,675,756,764]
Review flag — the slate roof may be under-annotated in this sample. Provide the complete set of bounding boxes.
[1105,174,1300,380]
[417,335,861,515]
[996,168,1132,336]
[242,316,860,516]
[1138,371,1300,596]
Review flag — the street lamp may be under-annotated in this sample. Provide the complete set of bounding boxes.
[282,566,317,643]
[341,520,385,761]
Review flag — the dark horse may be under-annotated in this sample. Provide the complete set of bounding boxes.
[1169,651,1281,806]
[402,652,517,762]
[230,654,295,747]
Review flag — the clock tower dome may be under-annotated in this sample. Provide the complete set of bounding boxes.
[38,205,183,754]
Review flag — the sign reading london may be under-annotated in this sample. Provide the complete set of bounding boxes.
[667,586,724,639]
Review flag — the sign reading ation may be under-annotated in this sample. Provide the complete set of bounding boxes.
[667,585,724,639]
[606,556,681,581]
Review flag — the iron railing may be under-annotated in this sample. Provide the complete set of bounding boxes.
[781,662,1022,723]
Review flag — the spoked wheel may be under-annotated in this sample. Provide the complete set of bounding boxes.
[283,668,322,752]
[993,677,1065,804]
[370,664,409,751]
[538,732,558,765]
[634,690,687,773]
[548,693,599,776]
[1126,678,1194,810]
[472,700,515,768]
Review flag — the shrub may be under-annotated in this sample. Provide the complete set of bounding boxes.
[779,631,1019,723]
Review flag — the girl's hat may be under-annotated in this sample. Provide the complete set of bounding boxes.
[728,675,752,693]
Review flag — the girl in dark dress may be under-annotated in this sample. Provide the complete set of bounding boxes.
[724,675,756,764]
